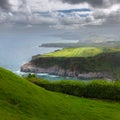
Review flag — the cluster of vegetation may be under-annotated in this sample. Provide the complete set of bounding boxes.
[29,78,120,101]
[27,73,36,78]
[1,67,120,120]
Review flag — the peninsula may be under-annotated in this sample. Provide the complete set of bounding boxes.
[21,47,120,80]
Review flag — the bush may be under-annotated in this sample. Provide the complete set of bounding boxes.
[32,79,120,101]
[26,74,37,82]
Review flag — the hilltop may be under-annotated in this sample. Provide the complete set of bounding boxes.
[0,67,120,120]
[42,47,120,57]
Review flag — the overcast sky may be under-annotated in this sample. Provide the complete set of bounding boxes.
[0,0,120,41]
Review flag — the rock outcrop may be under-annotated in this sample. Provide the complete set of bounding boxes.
[21,62,110,79]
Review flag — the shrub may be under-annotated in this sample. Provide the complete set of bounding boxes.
[27,73,36,78]
[31,79,120,101]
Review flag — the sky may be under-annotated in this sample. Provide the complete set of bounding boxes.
[0,0,120,42]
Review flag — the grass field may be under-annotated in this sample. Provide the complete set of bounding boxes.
[42,47,120,57]
[0,67,120,120]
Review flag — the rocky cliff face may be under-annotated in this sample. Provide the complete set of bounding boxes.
[21,62,110,79]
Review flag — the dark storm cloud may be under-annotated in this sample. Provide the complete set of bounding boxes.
[0,0,11,10]
[59,0,104,7]
[58,0,120,7]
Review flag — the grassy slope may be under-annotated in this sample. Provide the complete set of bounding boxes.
[42,47,120,57]
[0,67,120,120]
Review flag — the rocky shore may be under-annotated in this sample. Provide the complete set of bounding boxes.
[21,62,110,79]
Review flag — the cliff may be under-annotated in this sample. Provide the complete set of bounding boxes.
[21,62,110,79]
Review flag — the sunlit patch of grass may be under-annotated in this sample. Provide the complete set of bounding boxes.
[42,47,120,57]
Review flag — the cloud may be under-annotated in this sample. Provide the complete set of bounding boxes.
[0,0,27,11]
[0,0,11,10]
[47,9,104,30]
[58,0,104,7]
[0,0,120,30]
[93,4,120,25]
[58,0,120,8]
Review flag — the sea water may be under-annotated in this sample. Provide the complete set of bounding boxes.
[0,30,79,80]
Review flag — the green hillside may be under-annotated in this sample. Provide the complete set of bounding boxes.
[42,47,120,57]
[0,67,120,120]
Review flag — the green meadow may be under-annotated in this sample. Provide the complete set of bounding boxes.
[0,67,120,120]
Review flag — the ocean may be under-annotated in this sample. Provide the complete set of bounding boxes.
[0,37,61,71]
[0,31,79,80]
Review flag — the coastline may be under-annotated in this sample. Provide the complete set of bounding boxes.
[20,47,120,81]
[21,62,111,80]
